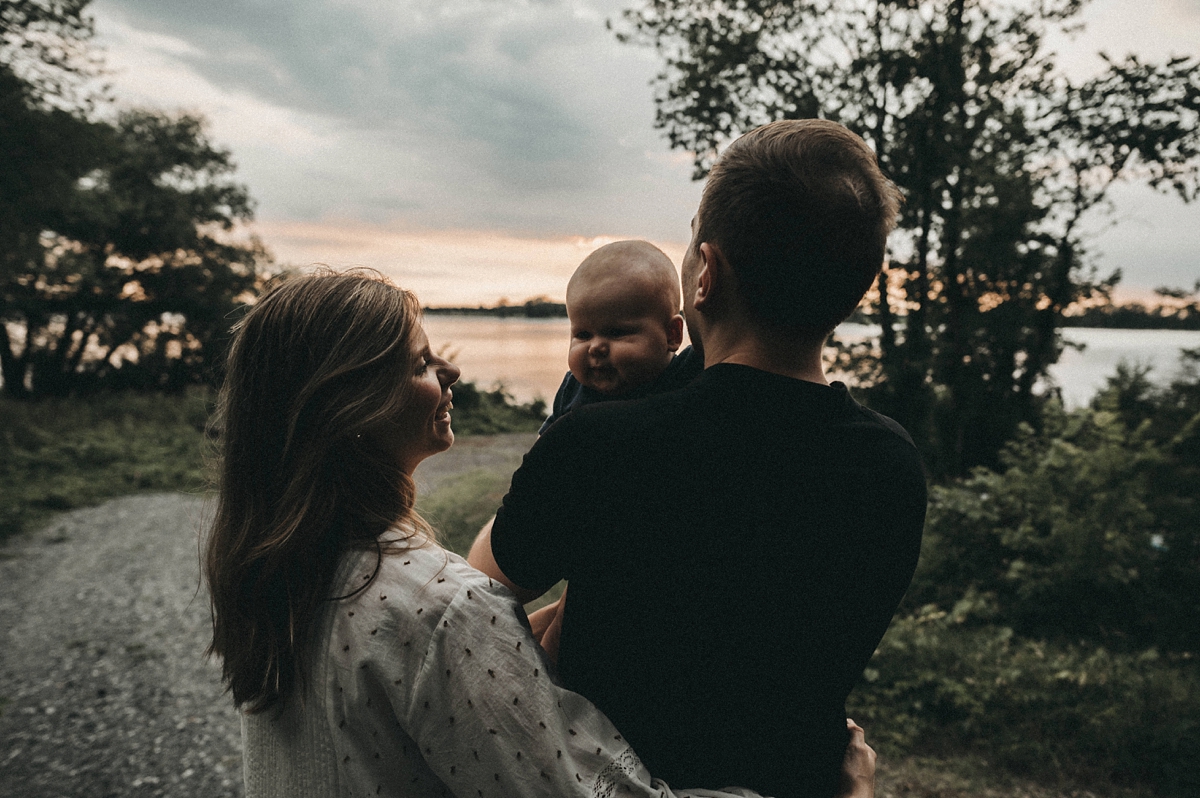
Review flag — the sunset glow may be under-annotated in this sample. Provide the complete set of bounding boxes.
[258,220,690,306]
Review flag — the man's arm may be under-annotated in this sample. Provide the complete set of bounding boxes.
[466,516,543,604]
[468,412,593,605]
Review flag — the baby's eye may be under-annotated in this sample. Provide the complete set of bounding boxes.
[573,331,592,341]
[604,327,635,338]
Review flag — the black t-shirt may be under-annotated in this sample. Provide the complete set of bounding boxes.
[539,345,704,434]
[491,364,927,798]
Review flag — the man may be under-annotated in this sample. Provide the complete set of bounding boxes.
[469,119,926,798]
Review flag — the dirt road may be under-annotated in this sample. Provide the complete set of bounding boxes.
[0,433,536,798]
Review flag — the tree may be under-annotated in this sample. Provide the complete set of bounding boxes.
[0,1,99,110]
[616,0,1200,474]
[0,1,271,397]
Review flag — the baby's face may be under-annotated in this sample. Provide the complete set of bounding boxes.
[567,292,681,396]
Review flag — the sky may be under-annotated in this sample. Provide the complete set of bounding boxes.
[89,0,1200,306]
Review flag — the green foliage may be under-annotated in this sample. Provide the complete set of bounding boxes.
[907,351,1200,652]
[0,1,99,111]
[0,391,211,541]
[849,610,1200,795]
[617,0,1200,475]
[911,408,1165,646]
[860,353,1200,794]
[449,381,546,436]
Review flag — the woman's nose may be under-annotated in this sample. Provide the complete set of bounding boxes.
[440,361,461,387]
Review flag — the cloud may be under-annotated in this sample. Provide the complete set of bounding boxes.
[92,0,699,236]
[90,0,1196,293]
[1082,182,1200,290]
[1048,0,1200,79]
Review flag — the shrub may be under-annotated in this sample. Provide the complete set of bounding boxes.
[849,608,1200,795]
[906,392,1199,652]
[449,381,545,435]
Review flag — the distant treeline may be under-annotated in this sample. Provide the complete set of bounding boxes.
[424,298,566,318]
[1062,301,1200,330]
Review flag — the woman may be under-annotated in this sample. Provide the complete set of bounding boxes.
[204,270,876,797]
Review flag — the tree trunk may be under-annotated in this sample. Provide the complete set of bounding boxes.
[0,319,28,397]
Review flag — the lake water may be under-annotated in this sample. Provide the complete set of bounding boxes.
[423,316,1200,409]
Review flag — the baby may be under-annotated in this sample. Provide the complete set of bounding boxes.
[540,240,703,433]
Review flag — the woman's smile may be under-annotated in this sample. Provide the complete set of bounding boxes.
[393,327,460,474]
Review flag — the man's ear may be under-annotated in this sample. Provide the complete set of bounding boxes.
[692,242,726,315]
[666,314,684,351]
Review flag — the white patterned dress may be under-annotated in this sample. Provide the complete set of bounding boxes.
[241,537,765,798]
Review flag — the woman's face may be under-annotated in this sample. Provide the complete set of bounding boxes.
[389,327,461,474]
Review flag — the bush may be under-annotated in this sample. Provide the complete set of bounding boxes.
[873,354,1200,795]
[905,361,1200,652]
[906,406,1170,648]
[449,381,545,435]
[849,608,1200,795]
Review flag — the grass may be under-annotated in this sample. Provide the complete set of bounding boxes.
[0,390,213,543]
[417,467,511,556]
[876,754,1155,798]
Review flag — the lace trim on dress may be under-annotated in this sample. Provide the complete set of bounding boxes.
[592,746,651,798]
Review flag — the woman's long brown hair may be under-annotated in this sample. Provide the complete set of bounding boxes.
[205,270,430,713]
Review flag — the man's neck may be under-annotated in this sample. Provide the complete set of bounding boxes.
[699,323,829,385]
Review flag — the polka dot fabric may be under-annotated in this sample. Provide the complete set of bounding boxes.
[242,540,765,798]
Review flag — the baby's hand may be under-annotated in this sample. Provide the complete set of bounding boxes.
[525,587,567,664]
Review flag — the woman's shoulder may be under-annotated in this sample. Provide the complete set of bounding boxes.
[330,539,519,649]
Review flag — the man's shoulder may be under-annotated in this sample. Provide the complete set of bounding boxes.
[839,390,920,449]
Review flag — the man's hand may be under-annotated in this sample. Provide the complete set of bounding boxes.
[466,516,542,604]
[837,718,876,798]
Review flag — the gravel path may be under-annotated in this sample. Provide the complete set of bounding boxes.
[0,433,537,798]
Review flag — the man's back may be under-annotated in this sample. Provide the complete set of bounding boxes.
[491,364,926,798]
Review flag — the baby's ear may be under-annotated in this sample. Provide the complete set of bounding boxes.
[666,314,685,352]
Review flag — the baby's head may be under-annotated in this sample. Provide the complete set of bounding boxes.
[565,240,685,397]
